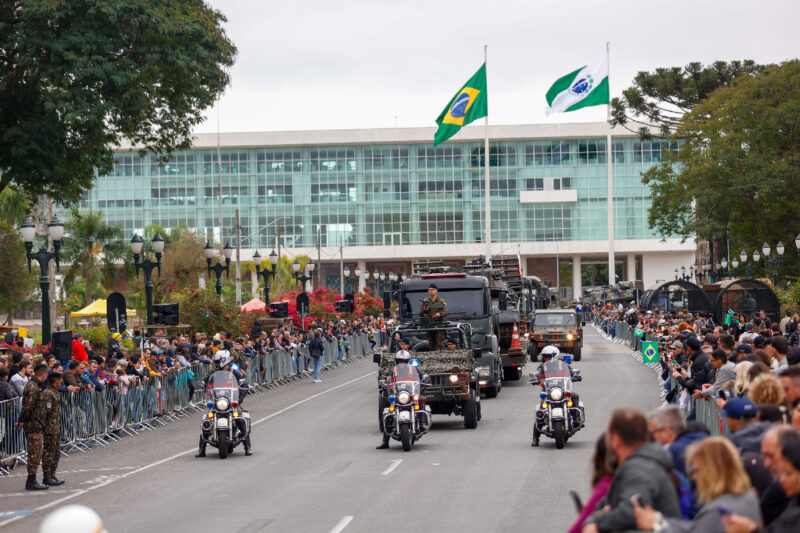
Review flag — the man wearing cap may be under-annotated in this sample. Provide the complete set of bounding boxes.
[40,372,64,486]
[669,340,688,366]
[71,332,89,363]
[724,397,772,454]
[420,283,447,350]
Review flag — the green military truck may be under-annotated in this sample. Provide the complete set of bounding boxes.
[528,309,584,361]
[375,322,480,429]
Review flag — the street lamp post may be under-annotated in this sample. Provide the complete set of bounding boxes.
[741,249,760,278]
[130,232,165,326]
[731,257,739,277]
[762,241,784,286]
[253,249,278,304]
[342,265,362,295]
[21,216,64,345]
[204,240,233,300]
[292,258,315,293]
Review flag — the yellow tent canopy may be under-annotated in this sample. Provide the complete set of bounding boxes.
[70,299,137,318]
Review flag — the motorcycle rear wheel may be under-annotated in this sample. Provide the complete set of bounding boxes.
[218,431,229,459]
[400,424,412,452]
[554,421,565,449]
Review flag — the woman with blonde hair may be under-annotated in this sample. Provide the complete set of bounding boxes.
[634,437,760,532]
[748,376,784,406]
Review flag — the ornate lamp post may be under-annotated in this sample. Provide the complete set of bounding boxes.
[762,241,784,286]
[742,249,760,278]
[21,216,64,345]
[292,258,315,293]
[342,265,362,295]
[253,249,279,304]
[731,257,739,277]
[720,257,729,279]
[130,232,165,326]
[204,240,233,300]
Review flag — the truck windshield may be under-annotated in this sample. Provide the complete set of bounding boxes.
[401,288,486,319]
[534,314,575,327]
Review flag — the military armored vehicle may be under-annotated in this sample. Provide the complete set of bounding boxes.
[529,309,584,361]
[375,322,480,429]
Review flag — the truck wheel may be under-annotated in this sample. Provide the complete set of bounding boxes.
[484,384,498,398]
[400,424,412,451]
[573,345,582,361]
[378,397,387,432]
[554,421,565,449]
[529,343,539,362]
[464,396,478,429]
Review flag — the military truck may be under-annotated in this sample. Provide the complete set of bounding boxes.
[528,309,584,361]
[393,273,504,398]
[375,322,480,429]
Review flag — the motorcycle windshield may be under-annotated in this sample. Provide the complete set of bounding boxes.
[542,361,573,392]
[206,370,240,403]
[391,364,421,395]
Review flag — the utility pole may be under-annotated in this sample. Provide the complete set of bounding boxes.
[339,237,344,295]
[276,218,281,295]
[317,226,322,290]
[46,197,57,331]
[217,105,223,246]
[235,209,241,306]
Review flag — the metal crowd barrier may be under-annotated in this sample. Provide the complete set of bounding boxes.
[0,333,372,472]
[694,397,730,436]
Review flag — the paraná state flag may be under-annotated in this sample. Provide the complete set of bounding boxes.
[545,52,609,116]
[434,63,487,146]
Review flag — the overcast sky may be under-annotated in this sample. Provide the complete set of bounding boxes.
[195,0,798,134]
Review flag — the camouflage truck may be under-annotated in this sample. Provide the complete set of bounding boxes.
[374,322,480,429]
[529,309,584,361]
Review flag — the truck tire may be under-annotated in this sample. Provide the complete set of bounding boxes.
[529,343,539,362]
[554,420,565,449]
[484,379,499,398]
[573,344,582,361]
[218,431,228,459]
[378,397,387,432]
[400,424,412,452]
[464,396,478,429]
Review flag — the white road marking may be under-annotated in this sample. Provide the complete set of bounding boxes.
[328,515,354,533]
[381,459,402,476]
[4,466,137,478]
[0,371,374,530]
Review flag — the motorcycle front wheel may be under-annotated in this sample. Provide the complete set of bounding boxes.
[218,431,229,459]
[553,420,565,449]
[400,424,412,452]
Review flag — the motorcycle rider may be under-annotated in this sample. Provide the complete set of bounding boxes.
[531,345,583,447]
[377,349,424,450]
[196,350,252,457]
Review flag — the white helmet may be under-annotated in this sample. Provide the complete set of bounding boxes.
[395,350,411,363]
[40,505,107,533]
[541,345,560,359]
[214,350,232,368]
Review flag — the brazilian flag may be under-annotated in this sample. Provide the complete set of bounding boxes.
[433,63,488,146]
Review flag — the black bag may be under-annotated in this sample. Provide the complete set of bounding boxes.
[311,348,322,358]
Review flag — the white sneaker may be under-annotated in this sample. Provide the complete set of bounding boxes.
[313,379,321,383]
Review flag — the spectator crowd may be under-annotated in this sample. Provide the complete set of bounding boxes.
[569,303,800,532]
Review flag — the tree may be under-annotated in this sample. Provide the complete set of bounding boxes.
[61,208,123,305]
[610,60,767,138]
[0,185,29,227]
[0,0,236,202]
[0,221,37,324]
[643,61,800,262]
[151,228,206,302]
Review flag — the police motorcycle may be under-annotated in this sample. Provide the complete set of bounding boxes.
[530,346,584,449]
[198,352,251,459]
[380,351,432,451]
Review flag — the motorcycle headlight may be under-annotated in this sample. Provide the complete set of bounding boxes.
[549,387,563,401]
[397,391,411,404]
[215,397,230,411]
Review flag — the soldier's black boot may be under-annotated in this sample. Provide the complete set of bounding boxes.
[25,475,49,491]
[43,476,65,486]
[531,427,540,447]
[195,437,206,458]
[376,433,390,449]
[244,436,252,456]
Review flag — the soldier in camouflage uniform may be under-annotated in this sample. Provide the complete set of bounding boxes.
[40,372,64,486]
[419,283,447,351]
[18,364,49,490]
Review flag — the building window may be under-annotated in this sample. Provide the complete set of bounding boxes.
[526,177,571,190]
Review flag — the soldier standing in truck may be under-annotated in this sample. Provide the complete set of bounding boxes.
[420,283,447,350]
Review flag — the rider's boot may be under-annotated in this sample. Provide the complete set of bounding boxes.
[195,436,206,458]
[244,436,252,456]
[531,426,540,447]
[376,433,390,449]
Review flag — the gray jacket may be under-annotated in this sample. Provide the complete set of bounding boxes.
[701,361,735,398]
[587,442,681,532]
[729,421,773,454]
[664,490,760,533]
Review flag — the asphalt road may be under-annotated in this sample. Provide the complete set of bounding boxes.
[0,326,663,533]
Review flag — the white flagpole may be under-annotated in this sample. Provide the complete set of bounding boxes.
[484,44,491,264]
[606,41,615,286]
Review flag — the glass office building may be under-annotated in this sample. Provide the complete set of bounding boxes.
[70,122,696,295]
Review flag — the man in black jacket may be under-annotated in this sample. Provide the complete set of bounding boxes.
[673,336,711,394]
[582,409,680,533]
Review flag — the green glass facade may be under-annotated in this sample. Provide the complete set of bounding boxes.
[75,135,676,247]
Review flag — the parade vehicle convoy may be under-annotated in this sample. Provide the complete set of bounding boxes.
[392,272,504,398]
[528,309,584,361]
[375,322,480,429]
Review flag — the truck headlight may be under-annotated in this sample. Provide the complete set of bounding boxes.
[476,366,491,378]
[567,333,574,341]
[448,374,459,384]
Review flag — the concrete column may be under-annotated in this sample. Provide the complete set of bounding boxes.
[251,270,258,298]
[627,254,636,282]
[572,255,582,302]
[357,260,367,293]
